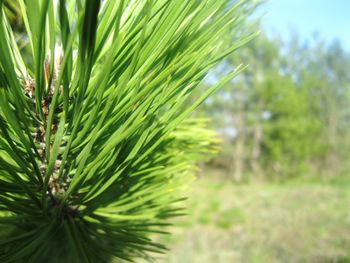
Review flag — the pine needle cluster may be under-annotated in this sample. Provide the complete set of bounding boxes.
[0,0,255,262]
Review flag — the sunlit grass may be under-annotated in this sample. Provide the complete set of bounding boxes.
[161,174,350,263]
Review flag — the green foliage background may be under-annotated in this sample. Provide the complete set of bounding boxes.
[204,31,350,180]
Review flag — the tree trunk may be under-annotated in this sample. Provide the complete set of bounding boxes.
[251,102,264,178]
[232,103,245,182]
[251,119,263,177]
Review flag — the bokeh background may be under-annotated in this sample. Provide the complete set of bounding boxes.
[157,1,350,262]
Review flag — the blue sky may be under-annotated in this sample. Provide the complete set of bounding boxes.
[258,0,350,50]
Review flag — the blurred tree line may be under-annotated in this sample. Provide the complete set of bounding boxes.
[202,32,350,182]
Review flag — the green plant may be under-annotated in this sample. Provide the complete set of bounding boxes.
[0,0,255,262]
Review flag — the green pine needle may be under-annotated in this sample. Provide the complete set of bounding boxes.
[0,0,256,262]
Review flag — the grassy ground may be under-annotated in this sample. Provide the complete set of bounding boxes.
[153,174,350,263]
